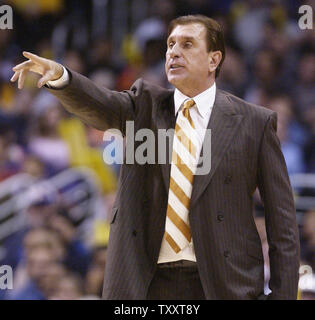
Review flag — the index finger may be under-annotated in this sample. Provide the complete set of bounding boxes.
[22,51,45,64]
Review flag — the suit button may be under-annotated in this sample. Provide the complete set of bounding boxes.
[224,175,232,184]
[132,230,137,237]
[217,214,224,222]
[224,250,230,258]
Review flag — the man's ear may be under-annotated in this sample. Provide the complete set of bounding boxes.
[208,51,222,74]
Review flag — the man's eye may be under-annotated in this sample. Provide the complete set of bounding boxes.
[184,42,192,48]
[169,42,174,48]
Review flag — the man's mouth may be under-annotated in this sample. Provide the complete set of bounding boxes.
[170,64,184,70]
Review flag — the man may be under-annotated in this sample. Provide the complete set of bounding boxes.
[11,15,300,300]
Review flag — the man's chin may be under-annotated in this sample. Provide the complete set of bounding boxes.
[167,74,185,88]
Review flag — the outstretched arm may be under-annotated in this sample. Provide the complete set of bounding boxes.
[11,52,138,132]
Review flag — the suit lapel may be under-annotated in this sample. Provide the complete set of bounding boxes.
[156,88,244,203]
[190,89,244,208]
[156,91,176,191]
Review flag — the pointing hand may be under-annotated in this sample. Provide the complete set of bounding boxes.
[10,51,64,89]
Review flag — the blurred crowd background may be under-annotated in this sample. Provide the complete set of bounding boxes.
[0,0,314,299]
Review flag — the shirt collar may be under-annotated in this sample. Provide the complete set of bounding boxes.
[174,82,216,119]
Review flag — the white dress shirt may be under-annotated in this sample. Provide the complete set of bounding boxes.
[48,69,216,263]
[158,83,216,263]
[47,66,69,87]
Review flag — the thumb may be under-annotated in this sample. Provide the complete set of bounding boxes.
[37,71,56,88]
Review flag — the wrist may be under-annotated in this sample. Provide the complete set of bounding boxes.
[47,66,69,88]
[52,64,64,81]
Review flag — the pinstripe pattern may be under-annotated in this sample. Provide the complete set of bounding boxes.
[48,70,300,300]
[147,265,205,300]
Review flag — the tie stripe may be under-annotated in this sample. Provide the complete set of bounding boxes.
[175,124,197,157]
[168,189,188,217]
[171,165,192,196]
[169,177,191,208]
[164,99,198,253]
[165,217,189,248]
[166,204,191,241]
[172,150,194,179]
[165,232,181,253]
[172,137,196,172]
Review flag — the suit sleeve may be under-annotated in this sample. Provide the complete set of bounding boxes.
[257,112,300,300]
[46,68,143,133]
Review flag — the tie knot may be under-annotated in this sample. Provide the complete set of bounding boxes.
[183,99,195,111]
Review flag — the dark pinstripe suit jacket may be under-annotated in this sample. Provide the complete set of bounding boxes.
[48,70,300,300]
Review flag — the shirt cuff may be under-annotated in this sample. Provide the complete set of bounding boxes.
[46,66,69,88]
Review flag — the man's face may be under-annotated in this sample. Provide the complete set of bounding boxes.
[165,23,213,97]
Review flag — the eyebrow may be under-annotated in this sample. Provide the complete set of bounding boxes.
[167,36,195,44]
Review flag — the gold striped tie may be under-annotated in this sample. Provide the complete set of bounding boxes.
[164,99,198,253]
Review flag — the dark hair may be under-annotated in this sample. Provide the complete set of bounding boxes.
[168,15,225,78]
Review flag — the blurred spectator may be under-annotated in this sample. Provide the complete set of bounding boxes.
[141,39,167,87]
[217,46,248,97]
[21,155,45,179]
[89,69,116,90]
[267,94,306,175]
[134,0,175,52]
[244,50,284,104]
[232,0,269,57]
[48,208,92,276]
[85,246,107,298]
[293,52,315,116]
[63,50,86,75]
[0,133,21,181]
[302,103,315,173]
[2,198,92,281]
[87,38,118,75]
[28,104,70,175]
[49,273,84,300]
[8,247,57,300]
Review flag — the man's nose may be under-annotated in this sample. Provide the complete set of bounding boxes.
[169,44,181,58]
